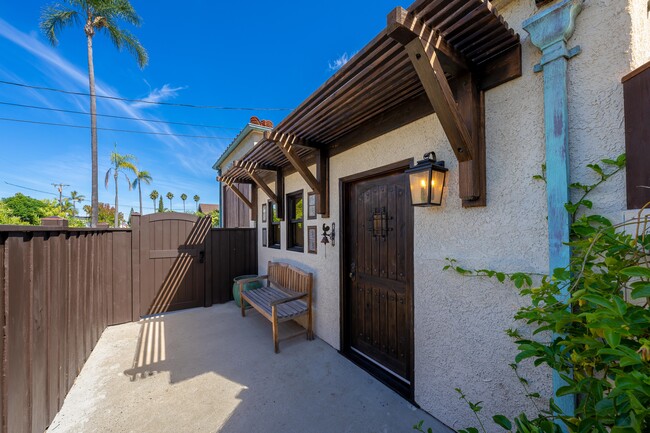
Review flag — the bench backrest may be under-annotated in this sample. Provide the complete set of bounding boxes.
[268,261,313,301]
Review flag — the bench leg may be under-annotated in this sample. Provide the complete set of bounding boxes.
[241,296,246,318]
[272,306,279,353]
[307,308,314,341]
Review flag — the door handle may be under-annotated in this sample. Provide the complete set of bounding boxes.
[349,262,356,280]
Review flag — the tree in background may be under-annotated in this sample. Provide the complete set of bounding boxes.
[69,190,85,216]
[158,196,164,213]
[0,201,23,225]
[40,0,148,227]
[180,193,187,212]
[166,192,174,211]
[193,194,200,211]
[150,190,159,213]
[105,148,137,228]
[84,203,123,226]
[197,209,220,227]
[132,169,152,215]
[2,193,47,225]
[1,193,84,226]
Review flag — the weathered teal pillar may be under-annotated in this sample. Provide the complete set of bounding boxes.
[523,0,583,419]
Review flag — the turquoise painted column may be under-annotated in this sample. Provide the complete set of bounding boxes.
[523,0,583,419]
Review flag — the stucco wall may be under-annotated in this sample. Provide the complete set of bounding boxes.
[252,0,642,430]
[218,129,266,171]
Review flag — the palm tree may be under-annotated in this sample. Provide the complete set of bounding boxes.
[193,194,200,211]
[40,0,148,228]
[132,169,152,215]
[149,190,159,213]
[105,147,137,227]
[180,193,187,212]
[166,192,174,211]
[69,190,85,215]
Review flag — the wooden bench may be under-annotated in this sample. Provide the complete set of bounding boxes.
[239,261,314,353]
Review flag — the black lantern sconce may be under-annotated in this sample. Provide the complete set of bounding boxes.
[405,152,448,206]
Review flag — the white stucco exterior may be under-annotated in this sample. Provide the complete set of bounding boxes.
[220,0,650,430]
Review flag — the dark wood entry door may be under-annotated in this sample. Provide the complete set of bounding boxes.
[137,213,210,317]
[342,163,414,398]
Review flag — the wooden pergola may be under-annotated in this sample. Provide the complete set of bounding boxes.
[219,0,521,216]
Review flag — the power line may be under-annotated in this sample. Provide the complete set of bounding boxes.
[0,80,293,111]
[0,117,234,140]
[0,101,242,130]
[3,181,158,211]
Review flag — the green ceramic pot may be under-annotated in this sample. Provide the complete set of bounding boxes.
[232,275,262,308]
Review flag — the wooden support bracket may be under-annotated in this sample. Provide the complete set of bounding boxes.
[387,6,486,206]
[246,168,278,204]
[267,132,330,216]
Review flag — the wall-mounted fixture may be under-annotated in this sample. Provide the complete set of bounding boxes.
[321,223,335,246]
[405,152,448,206]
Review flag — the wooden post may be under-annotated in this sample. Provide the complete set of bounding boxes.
[523,0,583,419]
[130,213,140,323]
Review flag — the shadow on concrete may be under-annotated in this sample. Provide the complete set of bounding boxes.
[119,304,452,433]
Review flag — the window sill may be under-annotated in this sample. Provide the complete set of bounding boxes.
[287,246,304,253]
[268,244,281,250]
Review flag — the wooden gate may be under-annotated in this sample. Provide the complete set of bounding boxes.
[133,213,211,317]
[341,161,414,399]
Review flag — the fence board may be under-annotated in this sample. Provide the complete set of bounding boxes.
[6,234,31,433]
[0,234,5,433]
[31,234,48,433]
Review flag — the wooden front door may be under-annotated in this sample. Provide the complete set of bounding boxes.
[342,162,414,398]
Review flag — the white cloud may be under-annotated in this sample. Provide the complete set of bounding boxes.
[131,83,187,109]
[328,52,353,71]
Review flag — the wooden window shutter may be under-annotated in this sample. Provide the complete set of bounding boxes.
[623,62,650,209]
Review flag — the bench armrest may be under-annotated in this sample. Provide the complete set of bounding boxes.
[270,292,308,306]
[238,275,268,287]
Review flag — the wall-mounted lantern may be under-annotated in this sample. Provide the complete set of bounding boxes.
[405,152,448,206]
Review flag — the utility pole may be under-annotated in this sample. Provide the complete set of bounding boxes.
[52,183,70,208]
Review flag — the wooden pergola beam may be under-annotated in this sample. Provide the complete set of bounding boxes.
[246,168,278,203]
[218,176,254,210]
[267,131,324,150]
[387,6,474,163]
[233,160,282,173]
[386,6,469,76]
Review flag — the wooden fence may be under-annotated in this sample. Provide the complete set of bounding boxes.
[0,221,257,433]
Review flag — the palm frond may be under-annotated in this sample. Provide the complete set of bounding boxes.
[104,168,113,189]
[104,23,148,68]
[39,6,80,46]
[123,173,132,190]
[118,161,137,174]
[138,170,153,184]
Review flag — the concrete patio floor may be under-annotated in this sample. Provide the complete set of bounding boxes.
[49,303,451,433]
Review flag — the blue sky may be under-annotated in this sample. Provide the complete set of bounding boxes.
[0,0,397,214]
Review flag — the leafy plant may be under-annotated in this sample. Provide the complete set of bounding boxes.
[419,155,650,433]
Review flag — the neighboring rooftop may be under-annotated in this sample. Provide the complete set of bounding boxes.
[213,117,274,171]
[198,203,220,214]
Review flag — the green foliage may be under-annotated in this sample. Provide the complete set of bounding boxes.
[1,194,85,226]
[2,193,46,225]
[84,203,123,226]
[197,210,220,227]
[40,0,148,67]
[158,196,164,213]
[0,201,25,225]
[418,155,649,433]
